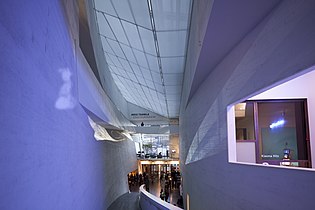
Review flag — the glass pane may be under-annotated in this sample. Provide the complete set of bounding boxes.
[140,67,152,79]
[133,50,148,69]
[146,54,159,72]
[101,37,114,54]
[106,39,125,58]
[161,57,185,73]
[129,0,151,28]
[151,0,191,31]
[94,0,116,17]
[96,12,115,39]
[106,53,123,69]
[151,71,162,84]
[121,21,142,50]
[139,27,156,55]
[111,0,134,22]
[163,73,182,85]
[157,31,187,57]
[126,72,138,82]
[257,101,307,163]
[165,85,180,95]
[235,102,255,140]
[104,53,115,66]
[105,15,129,45]
[130,63,142,76]
[121,44,137,64]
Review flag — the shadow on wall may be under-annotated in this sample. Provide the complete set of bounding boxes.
[55,68,76,110]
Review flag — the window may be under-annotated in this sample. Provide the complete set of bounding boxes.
[227,69,315,169]
[233,99,311,168]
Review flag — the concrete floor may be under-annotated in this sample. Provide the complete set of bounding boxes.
[107,192,141,210]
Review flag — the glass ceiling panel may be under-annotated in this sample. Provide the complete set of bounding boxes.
[166,94,180,101]
[94,0,192,118]
[126,71,138,82]
[151,0,191,31]
[129,0,152,29]
[113,68,126,77]
[101,37,114,54]
[158,31,187,57]
[96,12,115,40]
[106,53,123,69]
[105,14,129,45]
[94,0,116,16]
[129,63,142,76]
[120,44,137,64]
[138,27,156,56]
[132,82,141,90]
[146,54,159,72]
[104,53,115,66]
[117,57,130,71]
[137,76,147,86]
[165,85,181,95]
[133,50,149,69]
[163,73,182,85]
[161,57,185,73]
[108,64,118,74]
[140,67,153,80]
[106,39,125,58]
[155,83,164,93]
[121,21,143,50]
[151,71,162,84]
[111,0,134,23]
[146,80,155,89]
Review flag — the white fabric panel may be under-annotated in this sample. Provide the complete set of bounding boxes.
[163,73,182,85]
[151,0,191,31]
[157,31,187,57]
[161,57,185,73]
[165,85,181,94]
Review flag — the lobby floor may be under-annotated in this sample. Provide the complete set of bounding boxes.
[129,173,183,208]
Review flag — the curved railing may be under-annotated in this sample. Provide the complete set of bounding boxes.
[139,185,183,210]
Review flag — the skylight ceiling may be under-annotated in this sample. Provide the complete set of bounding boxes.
[93,0,192,118]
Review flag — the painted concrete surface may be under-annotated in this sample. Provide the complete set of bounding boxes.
[107,192,140,210]
[0,1,136,209]
[180,0,315,209]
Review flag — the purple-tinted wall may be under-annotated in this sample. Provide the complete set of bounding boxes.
[0,1,136,209]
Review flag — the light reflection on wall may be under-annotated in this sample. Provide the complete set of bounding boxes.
[55,68,76,110]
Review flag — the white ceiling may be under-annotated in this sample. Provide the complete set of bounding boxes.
[93,0,192,118]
